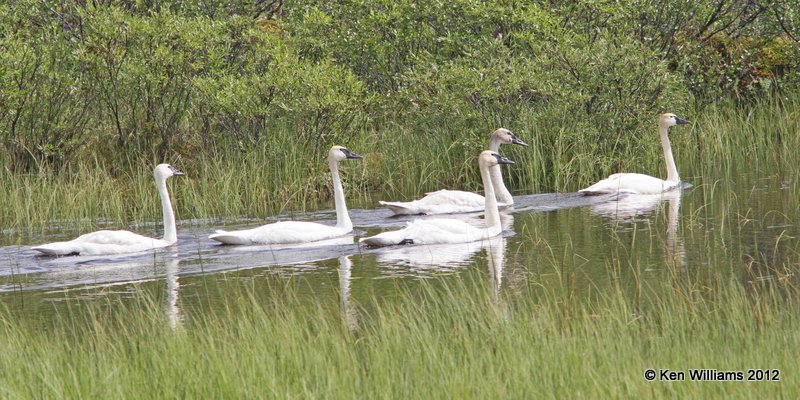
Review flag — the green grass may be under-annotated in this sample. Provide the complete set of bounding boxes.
[0,264,796,398]
[2,92,799,396]
[2,95,800,235]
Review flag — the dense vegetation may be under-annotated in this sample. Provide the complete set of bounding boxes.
[0,263,797,398]
[1,0,799,225]
[2,3,800,396]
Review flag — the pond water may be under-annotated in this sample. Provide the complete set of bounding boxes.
[1,167,798,324]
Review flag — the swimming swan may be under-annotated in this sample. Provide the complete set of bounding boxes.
[360,151,514,246]
[379,128,527,215]
[208,146,362,245]
[32,164,185,256]
[579,113,690,195]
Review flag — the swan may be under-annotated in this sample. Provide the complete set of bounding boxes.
[579,113,690,195]
[209,145,362,245]
[32,164,185,256]
[360,150,513,246]
[379,128,527,215]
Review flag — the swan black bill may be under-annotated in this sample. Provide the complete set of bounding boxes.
[169,166,186,176]
[675,117,690,125]
[511,134,529,147]
[492,154,515,165]
[398,239,414,245]
[341,148,364,159]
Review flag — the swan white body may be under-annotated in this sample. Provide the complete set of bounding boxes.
[379,128,527,215]
[361,151,513,247]
[32,164,185,256]
[209,146,362,245]
[580,113,690,195]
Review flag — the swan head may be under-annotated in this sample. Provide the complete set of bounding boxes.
[154,164,185,180]
[659,113,691,129]
[492,128,528,147]
[479,150,515,168]
[329,145,363,162]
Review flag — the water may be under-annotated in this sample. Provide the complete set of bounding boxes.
[0,170,797,321]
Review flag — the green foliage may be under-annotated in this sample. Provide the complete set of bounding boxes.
[0,1,96,171]
[0,0,799,219]
[0,265,798,398]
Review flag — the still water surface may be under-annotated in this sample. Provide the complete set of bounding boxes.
[1,169,797,321]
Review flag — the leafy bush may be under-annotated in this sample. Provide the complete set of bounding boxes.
[0,0,797,190]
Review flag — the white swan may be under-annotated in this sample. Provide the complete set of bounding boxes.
[379,128,527,215]
[360,150,513,246]
[32,164,185,256]
[209,145,362,245]
[580,113,690,195]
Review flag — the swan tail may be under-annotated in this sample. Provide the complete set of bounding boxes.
[359,225,413,247]
[579,179,615,196]
[31,242,78,256]
[359,235,400,247]
[378,201,420,215]
[208,232,251,245]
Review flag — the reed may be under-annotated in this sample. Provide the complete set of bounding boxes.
[0,258,796,398]
[1,97,799,237]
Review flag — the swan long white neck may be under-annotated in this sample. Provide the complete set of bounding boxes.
[157,176,178,244]
[480,160,502,237]
[329,159,352,230]
[488,137,513,204]
[489,137,502,153]
[660,125,679,183]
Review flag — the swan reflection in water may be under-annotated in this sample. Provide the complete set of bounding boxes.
[337,256,358,332]
[372,231,509,300]
[590,190,685,268]
[486,236,506,300]
[203,234,358,275]
[374,230,511,279]
[165,257,183,329]
[18,251,186,329]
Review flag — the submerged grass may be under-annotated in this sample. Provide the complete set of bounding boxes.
[0,265,796,398]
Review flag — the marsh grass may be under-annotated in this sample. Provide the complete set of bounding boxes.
[2,96,800,235]
[0,260,797,398]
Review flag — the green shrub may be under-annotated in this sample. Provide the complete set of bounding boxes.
[0,0,798,199]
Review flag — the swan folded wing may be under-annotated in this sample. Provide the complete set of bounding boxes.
[580,173,679,195]
[209,221,349,245]
[360,218,487,246]
[380,190,486,215]
[32,230,167,256]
